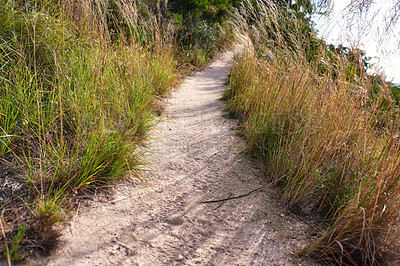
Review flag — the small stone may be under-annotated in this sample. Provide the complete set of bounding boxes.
[85,255,90,258]
[177,255,184,261]
[111,239,117,243]
[245,246,249,250]
[280,213,285,217]
[150,243,155,248]
[111,250,117,255]
[130,212,133,215]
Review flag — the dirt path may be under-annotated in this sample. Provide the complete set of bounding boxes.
[31,50,317,265]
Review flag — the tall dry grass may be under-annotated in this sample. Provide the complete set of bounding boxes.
[225,0,400,264]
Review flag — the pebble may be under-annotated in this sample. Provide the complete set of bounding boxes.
[280,213,285,217]
[111,250,117,255]
[245,246,249,249]
[150,243,155,248]
[185,255,190,260]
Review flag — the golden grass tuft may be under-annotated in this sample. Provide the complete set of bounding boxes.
[226,0,400,264]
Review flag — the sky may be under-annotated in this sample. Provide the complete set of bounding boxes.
[312,0,400,83]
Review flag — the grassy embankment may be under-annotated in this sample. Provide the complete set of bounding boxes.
[0,0,177,261]
[225,1,400,264]
[0,0,231,262]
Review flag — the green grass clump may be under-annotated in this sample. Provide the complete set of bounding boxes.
[0,0,178,260]
[226,0,400,264]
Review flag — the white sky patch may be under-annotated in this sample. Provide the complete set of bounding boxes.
[312,0,400,83]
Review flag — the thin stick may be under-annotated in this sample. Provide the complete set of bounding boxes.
[201,185,266,204]
[214,193,233,210]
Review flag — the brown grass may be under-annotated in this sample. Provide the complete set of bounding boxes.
[225,1,400,264]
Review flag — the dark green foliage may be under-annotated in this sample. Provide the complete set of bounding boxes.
[390,83,400,105]
[171,0,232,22]
[168,0,235,66]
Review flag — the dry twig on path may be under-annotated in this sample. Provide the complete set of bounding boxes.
[201,185,267,205]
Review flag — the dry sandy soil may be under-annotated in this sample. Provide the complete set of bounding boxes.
[29,50,319,265]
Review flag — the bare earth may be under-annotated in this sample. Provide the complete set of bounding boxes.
[30,50,318,265]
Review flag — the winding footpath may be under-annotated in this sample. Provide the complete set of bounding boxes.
[31,50,317,265]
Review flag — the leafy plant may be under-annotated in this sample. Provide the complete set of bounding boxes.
[1,224,28,261]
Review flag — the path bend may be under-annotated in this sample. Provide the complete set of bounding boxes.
[32,50,316,266]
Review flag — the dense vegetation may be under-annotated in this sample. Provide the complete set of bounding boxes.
[0,0,232,262]
[1,0,399,264]
[225,0,400,264]
[168,0,236,66]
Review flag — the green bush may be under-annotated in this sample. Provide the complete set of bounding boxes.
[171,0,232,22]
[169,0,235,66]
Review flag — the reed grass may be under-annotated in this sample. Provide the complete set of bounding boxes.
[0,0,178,260]
[226,0,400,264]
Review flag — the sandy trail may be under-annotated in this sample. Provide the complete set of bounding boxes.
[31,50,317,265]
